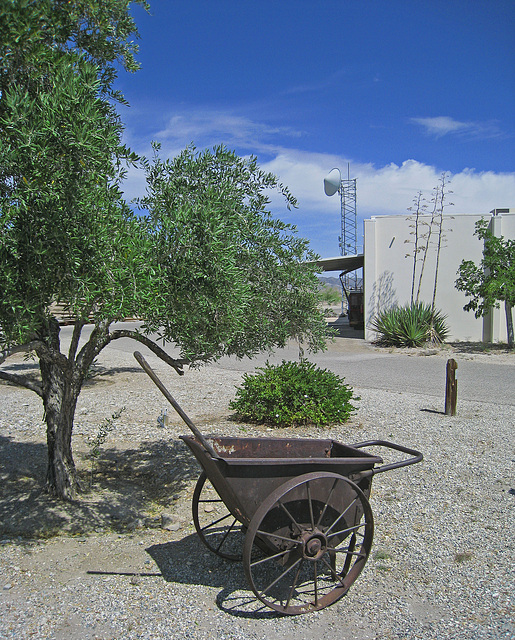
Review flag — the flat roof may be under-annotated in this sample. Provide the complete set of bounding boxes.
[314,254,364,273]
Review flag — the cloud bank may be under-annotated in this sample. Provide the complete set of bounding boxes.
[122,109,515,257]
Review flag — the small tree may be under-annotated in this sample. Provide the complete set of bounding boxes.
[0,2,328,500]
[456,219,514,347]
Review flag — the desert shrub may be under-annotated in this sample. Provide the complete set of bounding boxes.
[229,359,359,427]
[318,284,341,306]
[370,302,449,347]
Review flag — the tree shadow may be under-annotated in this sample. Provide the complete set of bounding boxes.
[0,360,42,387]
[0,362,144,388]
[82,365,143,386]
[366,271,397,328]
[0,435,199,538]
[448,341,512,355]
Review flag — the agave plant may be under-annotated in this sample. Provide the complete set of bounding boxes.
[370,303,449,347]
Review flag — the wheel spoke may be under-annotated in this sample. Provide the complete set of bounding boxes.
[324,496,359,535]
[326,521,366,540]
[330,547,366,558]
[342,533,356,577]
[285,559,305,610]
[313,560,319,607]
[215,518,239,553]
[200,511,235,532]
[250,547,293,567]
[320,555,347,587]
[256,529,303,546]
[307,482,315,529]
[315,477,339,528]
[278,499,303,534]
[259,557,303,598]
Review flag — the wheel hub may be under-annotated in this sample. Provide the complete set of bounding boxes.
[302,530,327,560]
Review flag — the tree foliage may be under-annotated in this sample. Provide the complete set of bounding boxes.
[0,1,328,499]
[138,144,327,361]
[455,219,514,346]
[0,0,147,102]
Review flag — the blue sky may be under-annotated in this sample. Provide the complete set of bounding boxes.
[119,0,515,258]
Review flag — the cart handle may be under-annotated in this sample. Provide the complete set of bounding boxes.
[351,440,423,476]
[133,351,221,460]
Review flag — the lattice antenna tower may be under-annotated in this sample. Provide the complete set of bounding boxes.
[324,165,358,289]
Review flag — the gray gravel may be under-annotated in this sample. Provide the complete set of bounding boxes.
[0,339,514,639]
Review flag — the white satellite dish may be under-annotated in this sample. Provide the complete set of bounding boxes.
[324,168,341,196]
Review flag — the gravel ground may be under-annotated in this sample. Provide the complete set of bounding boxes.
[0,341,514,639]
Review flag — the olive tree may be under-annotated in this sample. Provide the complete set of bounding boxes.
[0,1,327,500]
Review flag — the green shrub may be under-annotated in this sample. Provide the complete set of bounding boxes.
[229,359,359,427]
[370,302,449,347]
[318,284,341,306]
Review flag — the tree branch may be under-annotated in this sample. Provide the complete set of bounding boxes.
[74,318,111,378]
[0,341,41,366]
[107,330,188,375]
[0,370,43,397]
[68,319,86,361]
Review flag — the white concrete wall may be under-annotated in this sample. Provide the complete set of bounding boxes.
[364,212,515,343]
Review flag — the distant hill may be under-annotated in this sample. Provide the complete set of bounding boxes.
[317,275,363,289]
[317,276,340,287]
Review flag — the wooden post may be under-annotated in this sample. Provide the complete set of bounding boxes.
[445,358,458,416]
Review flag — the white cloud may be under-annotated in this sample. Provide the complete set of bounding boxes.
[411,116,503,139]
[153,110,302,155]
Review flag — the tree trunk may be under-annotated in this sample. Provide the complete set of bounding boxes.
[506,301,514,348]
[40,359,82,500]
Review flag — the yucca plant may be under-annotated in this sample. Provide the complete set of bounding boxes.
[370,303,449,347]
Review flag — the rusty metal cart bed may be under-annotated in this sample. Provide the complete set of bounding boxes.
[135,352,422,615]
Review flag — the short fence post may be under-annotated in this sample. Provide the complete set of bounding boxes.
[445,358,458,416]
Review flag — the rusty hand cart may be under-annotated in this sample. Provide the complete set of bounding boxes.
[135,352,422,615]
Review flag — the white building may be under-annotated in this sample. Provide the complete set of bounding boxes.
[363,209,515,343]
[317,209,514,343]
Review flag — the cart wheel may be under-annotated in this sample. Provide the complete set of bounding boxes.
[192,472,245,560]
[243,471,373,615]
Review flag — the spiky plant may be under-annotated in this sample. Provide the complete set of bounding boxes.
[370,303,449,347]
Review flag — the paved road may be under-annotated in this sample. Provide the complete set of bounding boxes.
[214,341,514,407]
[61,322,515,407]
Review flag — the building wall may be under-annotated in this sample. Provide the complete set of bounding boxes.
[364,211,515,343]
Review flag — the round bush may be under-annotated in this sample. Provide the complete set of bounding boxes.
[229,359,359,427]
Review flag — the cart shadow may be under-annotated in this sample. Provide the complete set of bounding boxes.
[146,536,281,619]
